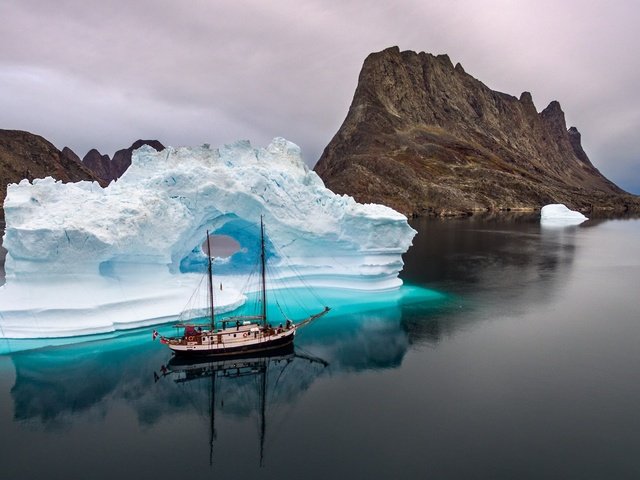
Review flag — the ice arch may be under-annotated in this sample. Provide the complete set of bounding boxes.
[0,138,416,338]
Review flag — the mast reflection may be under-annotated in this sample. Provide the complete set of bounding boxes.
[155,346,328,467]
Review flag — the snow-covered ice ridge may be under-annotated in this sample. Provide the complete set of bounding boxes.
[0,138,416,338]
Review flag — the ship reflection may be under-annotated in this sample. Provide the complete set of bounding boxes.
[155,346,328,467]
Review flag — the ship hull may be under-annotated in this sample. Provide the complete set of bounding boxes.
[168,342,295,366]
[168,328,296,358]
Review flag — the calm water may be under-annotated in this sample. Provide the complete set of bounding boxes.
[1,216,639,479]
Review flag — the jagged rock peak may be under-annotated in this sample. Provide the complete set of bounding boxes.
[82,149,112,187]
[315,47,636,216]
[83,148,110,161]
[567,126,591,165]
[379,45,400,55]
[435,53,453,68]
[370,46,458,67]
[541,100,563,115]
[519,91,537,116]
[61,146,81,165]
[519,91,534,105]
[540,100,567,133]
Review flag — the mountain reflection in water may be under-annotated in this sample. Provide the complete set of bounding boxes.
[400,215,580,345]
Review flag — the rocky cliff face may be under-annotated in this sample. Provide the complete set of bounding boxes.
[82,149,112,185]
[0,130,99,222]
[315,47,638,216]
[82,140,165,184]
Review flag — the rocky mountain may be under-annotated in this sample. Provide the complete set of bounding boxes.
[315,47,638,216]
[61,146,82,164]
[82,140,165,184]
[0,129,99,222]
[82,149,112,185]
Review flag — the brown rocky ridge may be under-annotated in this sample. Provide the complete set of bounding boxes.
[314,47,639,216]
[82,148,112,184]
[0,129,99,222]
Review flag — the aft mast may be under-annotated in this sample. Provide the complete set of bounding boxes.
[260,216,267,328]
[206,230,215,330]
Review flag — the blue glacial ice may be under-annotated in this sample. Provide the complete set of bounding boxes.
[0,138,416,338]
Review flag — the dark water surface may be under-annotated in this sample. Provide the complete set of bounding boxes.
[1,217,639,479]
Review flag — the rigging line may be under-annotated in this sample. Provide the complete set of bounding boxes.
[262,361,292,436]
[177,273,207,320]
[173,373,212,421]
[294,348,330,368]
[265,264,304,318]
[244,257,261,314]
[271,268,314,316]
[275,282,309,318]
[267,267,305,309]
[271,356,294,393]
[264,358,319,448]
[243,253,262,293]
[270,241,327,307]
[250,363,265,416]
[274,298,290,322]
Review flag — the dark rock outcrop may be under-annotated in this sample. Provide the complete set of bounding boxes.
[82,149,112,186]
[0,130,99,221]
[82,140,165,184]
[61,146,82,164]
[315,47,638,216]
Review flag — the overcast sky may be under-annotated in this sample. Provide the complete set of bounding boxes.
[1,0,638,193]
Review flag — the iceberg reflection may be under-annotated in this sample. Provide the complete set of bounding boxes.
[6,285,450,431]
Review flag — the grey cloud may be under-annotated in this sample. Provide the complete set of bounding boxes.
[1,0,638,192]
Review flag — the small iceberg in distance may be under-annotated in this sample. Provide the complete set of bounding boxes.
[540,203,588,227]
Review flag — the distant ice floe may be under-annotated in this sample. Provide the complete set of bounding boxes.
[540,203,588,227]
[0,138,416,338]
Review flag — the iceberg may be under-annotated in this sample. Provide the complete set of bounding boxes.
[540,203,588,226]
[0,138,416,338]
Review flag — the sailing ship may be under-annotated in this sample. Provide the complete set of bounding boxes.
[154,216,330,357]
